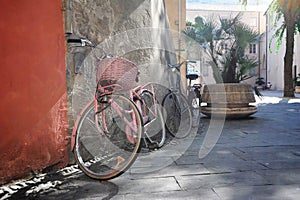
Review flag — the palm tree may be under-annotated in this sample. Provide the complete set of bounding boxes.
[184,13,259,83]
[240,0,300,97]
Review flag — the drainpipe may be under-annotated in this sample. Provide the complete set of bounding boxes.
[178,0,187,91]
[178,0,181,61]
[294,65,297,87]
[258,12,261,80]
[64,0,73,35]
[265,12,268,83]
[258,36,261,79]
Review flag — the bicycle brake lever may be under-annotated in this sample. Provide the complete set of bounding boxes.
[186,60,196,63]
[81,38,94,47]
[168,63,180,72]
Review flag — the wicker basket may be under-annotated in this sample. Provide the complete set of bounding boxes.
[96,57,138,92]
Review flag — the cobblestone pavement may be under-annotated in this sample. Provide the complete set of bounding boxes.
[1,90,300,200]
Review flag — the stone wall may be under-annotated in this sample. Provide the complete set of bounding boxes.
[66,0,177,154]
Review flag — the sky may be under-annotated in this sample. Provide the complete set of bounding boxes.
[186,0,273,6]
[186,0,273,11]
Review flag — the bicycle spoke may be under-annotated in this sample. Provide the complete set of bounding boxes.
[140,91,166,149]
[162,92,192,138]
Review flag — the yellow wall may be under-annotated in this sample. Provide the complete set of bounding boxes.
[165,0,186,60]
[165,0,188,90]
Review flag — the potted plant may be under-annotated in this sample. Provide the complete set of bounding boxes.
[185,13,259,118]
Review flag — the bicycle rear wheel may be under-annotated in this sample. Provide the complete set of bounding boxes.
[162,92,192,138]
[140,90,166,148]
[73,94,143,180]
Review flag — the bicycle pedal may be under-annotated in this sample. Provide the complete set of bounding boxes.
[140,147,150,154]
[147,142,159,150]
[98,99,109,104]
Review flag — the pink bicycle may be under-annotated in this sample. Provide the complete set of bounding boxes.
[68,38,165,180]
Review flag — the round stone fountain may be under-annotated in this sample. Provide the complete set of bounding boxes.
[201,83,257,119]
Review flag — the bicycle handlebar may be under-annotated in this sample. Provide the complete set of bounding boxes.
[186,60,197,63]
[67,38,94,47]
[67,37,110,60]
[168,60,197,71]
[67,38,82,43]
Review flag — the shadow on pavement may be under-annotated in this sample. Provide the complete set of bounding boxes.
[4,170,118,200]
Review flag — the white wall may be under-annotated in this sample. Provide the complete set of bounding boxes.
[295,34,300,77]
[265,11,300,90]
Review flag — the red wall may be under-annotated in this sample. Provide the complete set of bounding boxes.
[0,0,68,184]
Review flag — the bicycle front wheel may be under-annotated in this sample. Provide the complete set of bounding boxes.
[162,92,192,138]
[73,94,143,180]
[140,90,166,148]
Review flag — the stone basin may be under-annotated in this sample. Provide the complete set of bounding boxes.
[201,83,257,119]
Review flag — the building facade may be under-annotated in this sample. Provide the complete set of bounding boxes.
[262,9,300,90]
[186,3,267,85]
[186,2,300,91]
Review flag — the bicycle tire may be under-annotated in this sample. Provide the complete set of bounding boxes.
[140,90,166,148]
[73,94,143,180]
[162,91,192,138]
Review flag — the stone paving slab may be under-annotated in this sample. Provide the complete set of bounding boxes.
[112,189,220,200]
[234,146,300,162]
[128,163,210,179]
[176,171,269,190]
[173,154,205,165]
[213,185,300,200]
[260,159,300,170]
[203,159,267,173]
[111,176,180,195]
[256,168,300,185]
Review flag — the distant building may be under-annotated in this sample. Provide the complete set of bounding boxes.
[186,3,267,85]
[186,1,300,91]
[263,8,300,90]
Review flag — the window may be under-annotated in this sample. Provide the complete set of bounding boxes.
[249,18,257,27]
[249,43,256,54]
[220,43,228,54]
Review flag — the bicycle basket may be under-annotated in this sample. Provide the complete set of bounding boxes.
[96,57,138,92]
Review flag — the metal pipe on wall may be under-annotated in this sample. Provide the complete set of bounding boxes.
[265,12,268,83]
[178,0,181,61]
[258,12,261,79]
[64,0,73,35]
